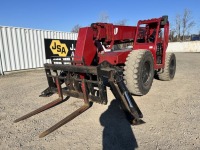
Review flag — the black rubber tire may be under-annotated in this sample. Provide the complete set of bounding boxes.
[124,50,154,96]
[158,53,176,81]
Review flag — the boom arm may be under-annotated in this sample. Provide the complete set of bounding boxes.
[74,23,137,65]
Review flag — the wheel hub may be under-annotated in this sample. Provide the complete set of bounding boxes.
[169,59,175,77]
[142,61,151,85]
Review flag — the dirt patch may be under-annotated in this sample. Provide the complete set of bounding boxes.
[0,53,200,150]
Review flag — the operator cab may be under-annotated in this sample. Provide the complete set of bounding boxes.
[133,16,169,67]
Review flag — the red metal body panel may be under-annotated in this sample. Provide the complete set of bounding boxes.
[74,27,97,65]
[98,50,132,65]
[92,23,136,41]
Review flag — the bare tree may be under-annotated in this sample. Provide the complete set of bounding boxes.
[174,9,195,41]
[198,19,200,35]
[182,9,195,41]
[115,19,127,25]
[169,29,176,42]
[175,14,181,41]
[99,12,109,23]
[71,24,81,33]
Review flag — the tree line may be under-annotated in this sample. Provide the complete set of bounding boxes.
[71,10,200,42]
[71,12,127,33]
[170,8,198,42]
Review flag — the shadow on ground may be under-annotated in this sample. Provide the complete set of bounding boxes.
[100,99,138,150]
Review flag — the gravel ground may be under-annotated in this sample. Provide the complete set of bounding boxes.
[0,53,200,150]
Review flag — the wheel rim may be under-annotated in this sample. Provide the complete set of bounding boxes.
[142,61,151,86]
[169,58,175,77]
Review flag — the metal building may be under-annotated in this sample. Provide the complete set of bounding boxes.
[0,26,78,75]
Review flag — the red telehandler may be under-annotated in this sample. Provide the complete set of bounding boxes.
[15,16,176,137]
